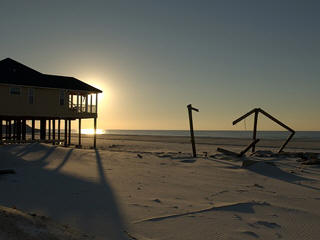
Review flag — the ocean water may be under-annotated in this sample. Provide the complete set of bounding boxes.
[104,130,320,140]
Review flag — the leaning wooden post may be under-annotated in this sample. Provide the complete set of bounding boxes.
[187,104,199,158]
[252,109,259,152]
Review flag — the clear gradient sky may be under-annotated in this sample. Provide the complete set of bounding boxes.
[1,1,319,130]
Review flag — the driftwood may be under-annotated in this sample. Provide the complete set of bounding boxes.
[233,108,295,153]
[217,147,239,157]
[0,169,15,175]
[187,104,199,157]
[217,139,260,157]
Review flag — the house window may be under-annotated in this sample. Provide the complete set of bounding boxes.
[60,90,65,106]
[10,87,21,95]
[28,88,34,104]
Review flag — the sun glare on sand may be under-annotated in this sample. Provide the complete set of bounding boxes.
[81,129,105,135]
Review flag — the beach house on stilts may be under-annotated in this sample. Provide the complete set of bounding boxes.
[0,58,102,148]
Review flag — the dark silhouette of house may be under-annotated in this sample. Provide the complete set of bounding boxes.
[0,58,102,148]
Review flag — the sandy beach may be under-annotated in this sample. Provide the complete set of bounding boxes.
[1,134,320,240]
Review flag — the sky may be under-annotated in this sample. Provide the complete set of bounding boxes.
[0,0,319,131]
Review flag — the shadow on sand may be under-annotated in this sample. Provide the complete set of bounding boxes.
[246,161,320,191]
[0,143,127,240]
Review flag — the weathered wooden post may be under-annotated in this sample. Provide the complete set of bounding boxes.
[93,117,97,149]
[52,119,56,145]
[78,118,82,147]
[187,104,199,158]
[21,120,26,141]
[31,119,35,140]
[58,119,61,142]
[252,109,259,152]
[16,120,21,141]
[64,119,68,147]
[0,120,2,143]
[48,120,51,140]
[68,120,71,146]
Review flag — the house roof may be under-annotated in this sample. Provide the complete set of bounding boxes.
[0,58,102,93]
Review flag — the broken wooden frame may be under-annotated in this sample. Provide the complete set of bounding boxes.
[217,139,260,157]
[187,104,199,157]
[232,108,295,153]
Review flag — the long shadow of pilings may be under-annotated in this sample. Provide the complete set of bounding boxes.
[54,148,73,172]
[0,143,127,240]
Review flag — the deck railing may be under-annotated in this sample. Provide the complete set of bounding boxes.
[68,103,97,114]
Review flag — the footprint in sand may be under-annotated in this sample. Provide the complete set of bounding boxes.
[152,198,161,203]
[256,220,281,229]
[241,231,259,239]
[233,214,242,221]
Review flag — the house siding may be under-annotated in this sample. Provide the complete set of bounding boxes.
[0,84,97,119]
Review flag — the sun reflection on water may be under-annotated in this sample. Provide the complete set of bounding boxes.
[81,129,105,135]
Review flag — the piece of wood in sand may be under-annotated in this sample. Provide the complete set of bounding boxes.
[239,139,260,156]
[217,147,239,157]
[187,104,199,158]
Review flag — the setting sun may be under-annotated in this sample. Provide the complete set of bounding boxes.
[81,129,105,135]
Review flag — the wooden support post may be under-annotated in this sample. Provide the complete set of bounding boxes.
[85,95,88,113]
[9,121,12,140]
[278,132,295,153]
[77,94,79,113]
[0,120,2,143]
[5,121,8,141]
[22,120,26,141]
[187,104,199,158]
[80,95,82,113]
[68,119,71,146]
[252,110,258,152]
[78,118,81,147]
[32,119,35,140]
[16,120,21,141]
[13,120,16,141]
[233,108,257,125]
[95,93,98,114]
[58,119,61,142]
[40,119,46,140]
[48,120,51,140]
[93,117,97,149]
[240,139,260,156]
[52,119,56,145]
[90,94,93,113]
[64,119,67,147]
